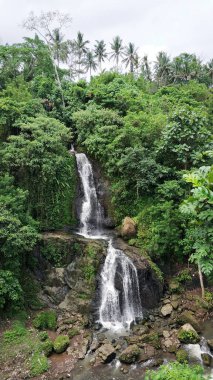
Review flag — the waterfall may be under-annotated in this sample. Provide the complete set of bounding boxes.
[76,153,103,237]
[99,240,143,331]
[75,152,143,330]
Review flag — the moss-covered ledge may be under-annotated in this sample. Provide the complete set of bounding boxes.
[34,232,107,315]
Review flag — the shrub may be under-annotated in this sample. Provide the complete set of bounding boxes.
[30,352,49,376]
[33,310,57,330]
[53,335,69,354]
[39,331,49,341]
[3,321,27,344]
[176,349,189,363]
[145,362,206,380]
[41,339,53,357]
[178,329,200,344]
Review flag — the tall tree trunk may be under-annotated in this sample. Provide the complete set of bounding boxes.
[48,47,65,107]
[198,262,205,298]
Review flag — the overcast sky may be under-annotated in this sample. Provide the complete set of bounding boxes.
[0,0,212,62]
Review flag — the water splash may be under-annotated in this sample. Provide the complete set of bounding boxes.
[99,240,143,331]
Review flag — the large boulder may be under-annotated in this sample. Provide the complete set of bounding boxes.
[121,217,137,239]
[178,323,200,344]
[161,303,173,317]
[162,330,180,353]
[201,353,212,367]
[119,344,140,364]
[178,310,201,332]
[96,343,116,363]
[207,339,213,350]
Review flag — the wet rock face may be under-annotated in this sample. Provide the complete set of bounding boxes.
[35,233,107,314]
[90,157,115,229]
[114,239,163,310]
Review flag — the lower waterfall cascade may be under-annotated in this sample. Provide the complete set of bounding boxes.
[75,151,143,330]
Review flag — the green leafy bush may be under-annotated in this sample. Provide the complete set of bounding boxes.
[53,335,69,353]
[33,311,57,331]
[41,338,53,357]
[39,331,49,341]
[178,329,200,344]
[145,362,206,380]
[176,349,189,363]
[0,270,23,311]
[30,352,49,376]
[3,321,27,344]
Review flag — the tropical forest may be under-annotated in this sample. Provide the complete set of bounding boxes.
[0,8,213,380]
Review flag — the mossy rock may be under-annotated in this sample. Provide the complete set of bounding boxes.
[53,335,69,354]
[169,279,182,294]
[140,332,161,349]
[119,344,140,364]
[68,328,80,338]
[176,349,189,363]
[178,324,200,344]
[41,338,53,357]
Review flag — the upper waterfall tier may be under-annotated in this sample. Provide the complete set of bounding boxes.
[76,153,103,237]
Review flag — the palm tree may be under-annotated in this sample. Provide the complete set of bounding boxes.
[154,51,171,86]
[94,40,107,72]
[171,53,202,83]
[141,55,152,81]
[73,31,89,78]
[84,50,98,79]
[122,42,138,73]
[51,28,68,67]
[110,36,124,71]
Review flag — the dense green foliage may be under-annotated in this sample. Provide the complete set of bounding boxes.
[0,19,212,313]
[73,74,213,280]
[33,310,57,330]
[145,362,206,380]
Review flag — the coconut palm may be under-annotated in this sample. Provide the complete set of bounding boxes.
[84,50,98,79]
[171,53,202,83]
[73,31,89,78]
[110,36,124,71]
[141,55,152,81]
[154,51,171,85]
[122,42,138,73]
[94,40,107,72]
[51,28,68,67]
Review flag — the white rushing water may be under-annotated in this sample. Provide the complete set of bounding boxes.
[99,240,143,331]
[75,152,143,331]
[76,153,103,237]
